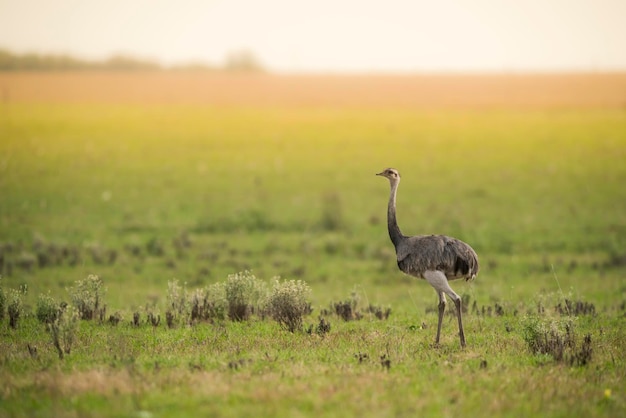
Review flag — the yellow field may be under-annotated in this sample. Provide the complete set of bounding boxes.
[1,71,625,108]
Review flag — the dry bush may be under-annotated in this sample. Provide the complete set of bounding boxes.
[68,274,106,320]
[0,281,5,322]
[330,290,361,321]
[7,288,23,329]
[307,317,331,336]
[224,271,267,321]
[554,299,596,316]
[189,283,227,323]
[265,279,312,332]
[50,305,80,359]
[166,279,188,325]
[522,316,593,366]
[328,289,390,322]
[36,292,59,324]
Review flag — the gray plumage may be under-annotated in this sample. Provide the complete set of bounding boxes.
[397,234,479,280]
[377,167,479,348]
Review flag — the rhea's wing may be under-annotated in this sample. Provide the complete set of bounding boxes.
[397,235,479,279]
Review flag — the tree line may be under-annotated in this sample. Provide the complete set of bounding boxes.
[0,48,264,72]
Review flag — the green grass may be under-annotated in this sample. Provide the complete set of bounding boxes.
[0,102,625,417]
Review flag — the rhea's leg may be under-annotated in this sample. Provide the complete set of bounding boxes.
[454,297,466,348]
[436,292,446,346]
[424,270,466,348]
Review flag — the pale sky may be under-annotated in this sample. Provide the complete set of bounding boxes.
[0,0,625,72]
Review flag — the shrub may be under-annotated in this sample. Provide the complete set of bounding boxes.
[327,289,391,322]
[7,288,23,329]
[522,315,592,366]
[167,279,188,317]
[164,279,190,327]
[266,279,312,332]
[50,305,80,359]
[147,310,161,327]
[554,299,596,316]
[132,311,140,327]
[36,292,59,324]
[224,271,267,321]
[108,311,122,326]
[68,274,106,320]
[189,283,227,323]
[367,304,391,320]
[331,290,361,321]
[0,281,5,322]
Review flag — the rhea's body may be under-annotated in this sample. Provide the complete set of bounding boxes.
[377,167,479,348]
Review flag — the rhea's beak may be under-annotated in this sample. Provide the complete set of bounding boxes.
[376,171,384,176]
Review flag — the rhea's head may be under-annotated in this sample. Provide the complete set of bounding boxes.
[376,168,401,182]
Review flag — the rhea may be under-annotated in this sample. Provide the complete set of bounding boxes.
[377,168,479,348]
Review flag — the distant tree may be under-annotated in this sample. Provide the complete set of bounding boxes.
[0,49,87,70]
[100,54,161,71]
[223,50,264,72]
[0,49,160,71]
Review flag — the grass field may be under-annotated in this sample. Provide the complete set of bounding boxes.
[0,72,625,417]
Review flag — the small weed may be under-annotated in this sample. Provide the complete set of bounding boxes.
[108,311,122,326]
[332,299,361,321]
[355,352,369,364]
[571,334,593,366]
[147,311,160,327]
[331,290,361,321]
[367,304,391,320]
[554,299,596,316]
[380,354,391,371]
[329,289,390,321]
[316,317,331,335]
[146,237,165,257]
[228,358,252,371]
[27,343,38,359]
[188,284,227,323]
[132,311,140,327]
[307,317,331,336]
[469,298,512,317]
[165,310,175,328]
[167,279,188,321]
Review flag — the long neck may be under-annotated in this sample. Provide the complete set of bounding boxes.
[387,179,405,247]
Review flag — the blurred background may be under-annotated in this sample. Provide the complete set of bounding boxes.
[0,0,625,308]
[1,0,625,73]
